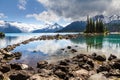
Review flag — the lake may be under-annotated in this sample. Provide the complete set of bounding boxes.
[0,33,120,68]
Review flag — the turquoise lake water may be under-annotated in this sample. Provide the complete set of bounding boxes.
[0,33,120,67]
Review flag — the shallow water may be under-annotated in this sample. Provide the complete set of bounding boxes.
[0,33,120,68]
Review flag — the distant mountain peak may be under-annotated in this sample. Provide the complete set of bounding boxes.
[32,23,63,33]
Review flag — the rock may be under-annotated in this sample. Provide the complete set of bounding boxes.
[3,52,13,59]
[27,74,60,80]
[54,65,69,72]
[54,69,66,79]
[75,54,86,59]
[69,64,79,71]
[69,77,83,80]
[9,70,32,80]
[88,73,108,80]
[10,63,29,70]
[0,72,4,80]
[93,54,106,61]
[21,64,29,70]
[13,52,22,58]
[37,61,48,69]
[71,49,77,53]
[97,65,110,73]
[91,53,97,57]
[0,64,11,73]
[108,54,117,61]
[87,59,94,68]
[111,62,120,70]
[105,72,120,78]
[0,54,4,60]
[37,69,52,77]
[67,46,71,49]
[46,64,54,70]
[79,63,93,71]
[73,69,89,77]
[59,60,69,66]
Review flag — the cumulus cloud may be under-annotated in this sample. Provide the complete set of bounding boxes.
[26,11,61,23]
[37,0,120,21]
[18,0,27,10]
[0,13,7,18]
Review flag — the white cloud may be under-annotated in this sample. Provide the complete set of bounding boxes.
[26,11,61,23]
[37,0,120,21]
[18,0,27,10]
[0,13,7,18]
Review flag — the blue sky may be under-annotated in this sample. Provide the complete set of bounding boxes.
[0,0,120,26]
[0,0,46,24]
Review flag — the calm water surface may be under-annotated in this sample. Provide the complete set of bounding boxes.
[0,33,120,67]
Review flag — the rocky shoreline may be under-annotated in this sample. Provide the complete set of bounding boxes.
[0,34,120,80]
[0,52,120,80]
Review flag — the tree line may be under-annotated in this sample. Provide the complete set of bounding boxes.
[84,16,107,33]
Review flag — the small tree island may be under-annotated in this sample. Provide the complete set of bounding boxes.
[84,16,108,34]
[0,32,5,38]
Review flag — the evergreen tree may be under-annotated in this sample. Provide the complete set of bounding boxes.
[85,16,106,33]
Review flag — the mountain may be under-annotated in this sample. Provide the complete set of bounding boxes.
[57,21,86,32]
[106,20,120,32]
[93,14,120,23]
[32,23,63,33]
[0,21,22,33]
[0,20,43,33]
[92,15,120,32]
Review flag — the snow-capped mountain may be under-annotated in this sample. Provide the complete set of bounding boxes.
[0,20,43,33]
[32,23,63,33]
[92,14,120,23]
[0,20,63,33]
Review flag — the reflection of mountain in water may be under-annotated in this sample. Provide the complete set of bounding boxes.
[0,36,18,48]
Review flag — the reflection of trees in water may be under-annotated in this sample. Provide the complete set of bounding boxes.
[85,35,104,51]
[70,34,120,52]
[70,35,104,49]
